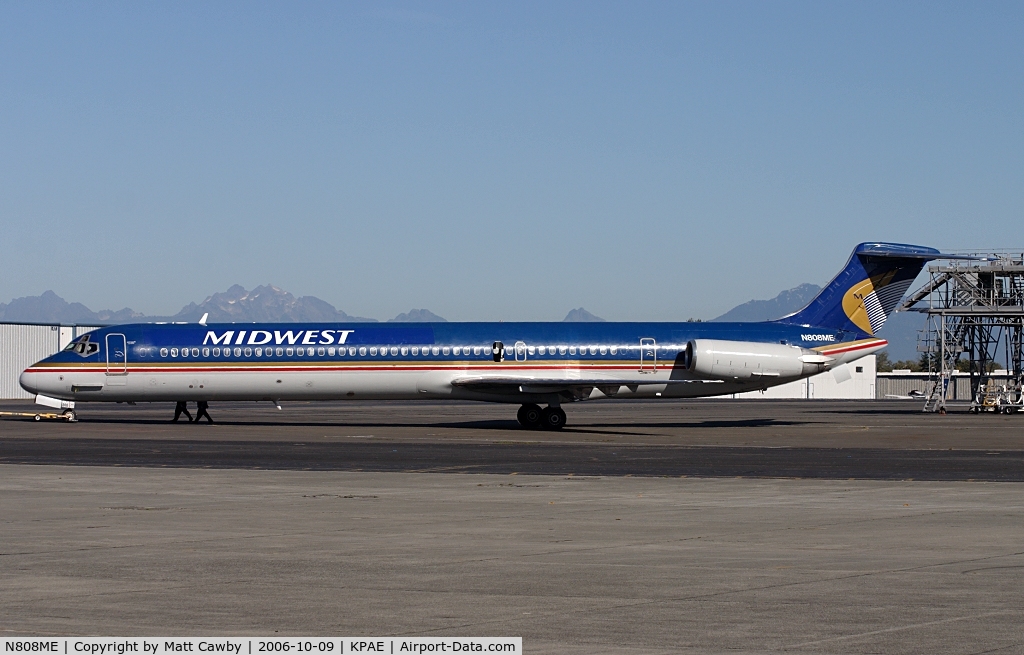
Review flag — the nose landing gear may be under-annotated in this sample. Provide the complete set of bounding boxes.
[517,404,566,430]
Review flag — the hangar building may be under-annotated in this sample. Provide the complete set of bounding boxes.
[0,323,101,399]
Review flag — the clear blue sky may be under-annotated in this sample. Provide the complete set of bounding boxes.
[2,1,1021,320]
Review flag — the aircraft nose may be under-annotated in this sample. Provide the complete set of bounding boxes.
[19,368,40,395]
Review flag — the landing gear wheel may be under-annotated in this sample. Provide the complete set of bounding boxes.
[517,404,543,429]
[540,406,566,430]
[62,409,77,422]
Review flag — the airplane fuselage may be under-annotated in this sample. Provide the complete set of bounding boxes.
[21,321,883,406]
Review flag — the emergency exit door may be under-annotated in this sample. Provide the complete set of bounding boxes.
[639,338,656,372]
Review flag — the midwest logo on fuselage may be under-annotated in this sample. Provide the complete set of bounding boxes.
[203,329,356,347]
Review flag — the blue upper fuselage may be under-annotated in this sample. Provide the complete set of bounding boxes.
[47,321,852,366]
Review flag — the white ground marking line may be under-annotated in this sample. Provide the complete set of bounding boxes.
[783,610,1016,649]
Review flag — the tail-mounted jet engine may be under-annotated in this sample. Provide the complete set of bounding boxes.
[683,339,832,381]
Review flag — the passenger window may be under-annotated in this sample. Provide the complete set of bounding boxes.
[255,348,262,356]
[569,346,576,355]
[527,346,535,355]
[390,347,398,356]
[442,347,450,355]
[559,346,567,355]
[234,347,242,357]
[856,366,863,373]
[328,347,336,356]
[599,346,607,355]
[266,349,273,357]
[160,348,168,357]
[276,347,284,356]
[432,347,440,356]
[411,347,419,355]
[286,348,294,356]
[244,348,252,356]
[191,348,199,357]
[202,348,210,357]
[224,348,231,357]
[453,347,461,356]
[297,347,304,356]
[471,346,479,356]
[359,347,366,356]
[370,347,378,356]
[590,347,597,355]
[401,347,408,356]
[318,347,326,356]
[610,347,617,355]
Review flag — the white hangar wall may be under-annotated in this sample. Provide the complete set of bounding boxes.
[0,323,101,399]
[730,355,877,400]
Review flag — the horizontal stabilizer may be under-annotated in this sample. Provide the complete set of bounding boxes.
[853,244,978,260]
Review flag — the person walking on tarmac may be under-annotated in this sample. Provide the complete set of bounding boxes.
[195,401,213,424]
[172,401,193,423]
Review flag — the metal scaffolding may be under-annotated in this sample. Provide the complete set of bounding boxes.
[899,253,1024,413]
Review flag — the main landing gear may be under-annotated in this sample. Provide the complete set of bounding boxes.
[517,403,566,430]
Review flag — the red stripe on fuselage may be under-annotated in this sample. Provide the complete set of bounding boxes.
[817,340,887,356]
[24,363,649,374]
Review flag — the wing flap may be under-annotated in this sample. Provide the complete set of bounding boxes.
[451,376,722,395]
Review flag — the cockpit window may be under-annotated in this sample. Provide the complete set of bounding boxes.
[65,336,99,357]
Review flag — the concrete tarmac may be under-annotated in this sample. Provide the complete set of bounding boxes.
[1,399,1023,480]
[2,467,1022,654]
[1,399,1023,652]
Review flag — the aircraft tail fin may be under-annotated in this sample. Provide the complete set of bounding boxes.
[774,243,967,337]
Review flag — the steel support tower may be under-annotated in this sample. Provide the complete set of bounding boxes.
[899,254,1024,413]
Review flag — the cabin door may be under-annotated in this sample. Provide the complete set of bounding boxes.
[639,338,657,373]
[514,341,527,362]
[105,333,128,385]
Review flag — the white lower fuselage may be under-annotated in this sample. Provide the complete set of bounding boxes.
[22,342,882,406]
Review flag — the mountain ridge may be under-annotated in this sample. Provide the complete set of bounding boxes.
[0,285,923,359]
[712,283,821,323]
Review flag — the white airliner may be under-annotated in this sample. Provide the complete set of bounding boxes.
[21,243,961,429]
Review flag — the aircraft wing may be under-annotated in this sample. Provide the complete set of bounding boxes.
[451,376,722,396]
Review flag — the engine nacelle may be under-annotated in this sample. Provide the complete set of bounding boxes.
[683,339,831,381]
